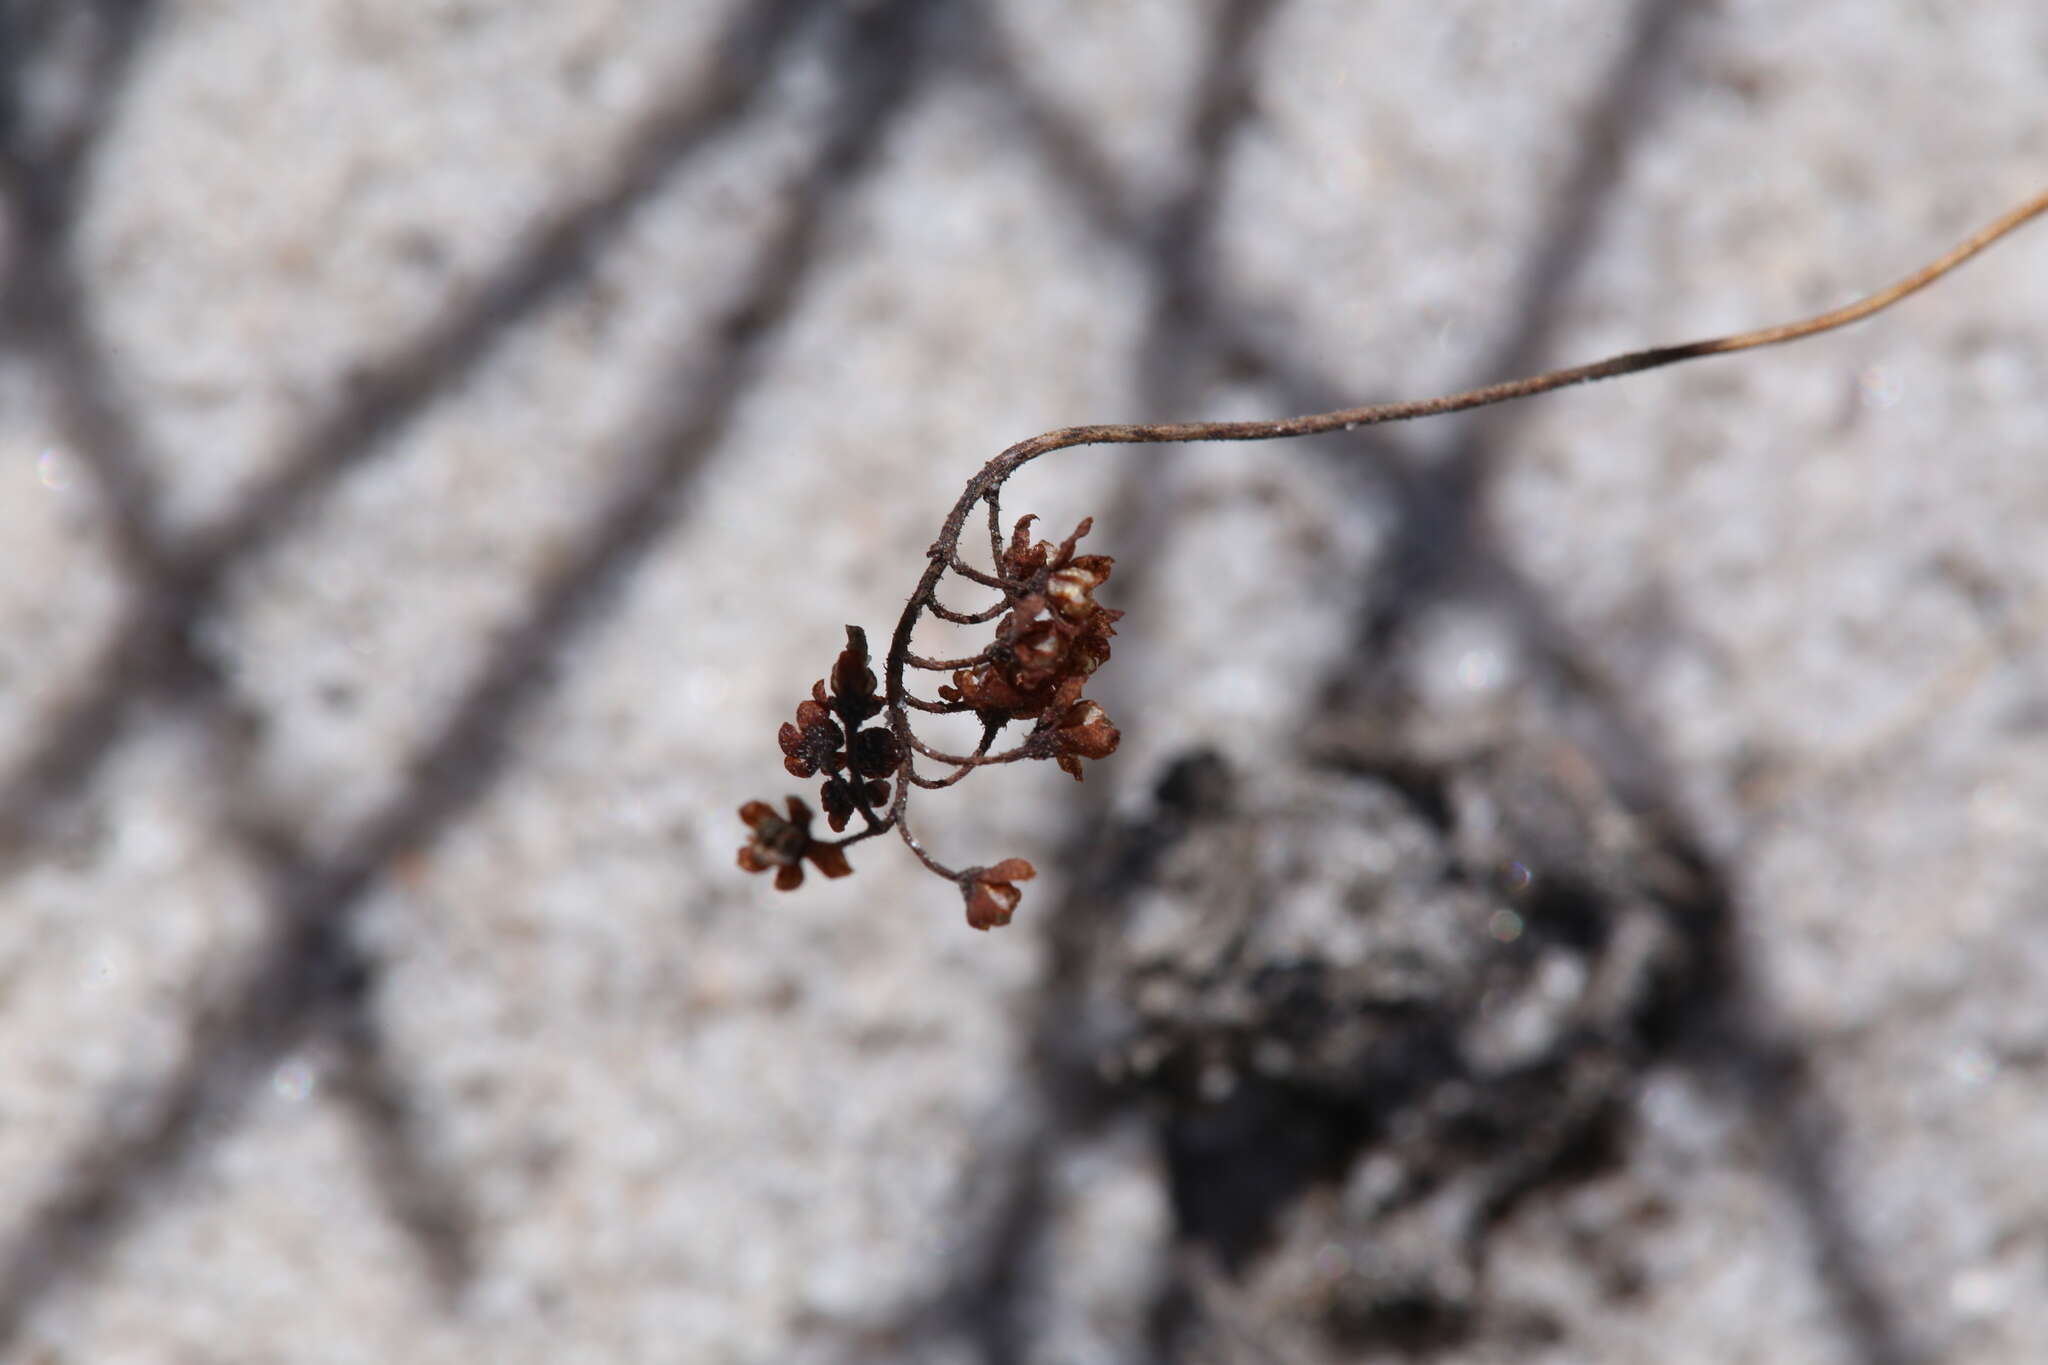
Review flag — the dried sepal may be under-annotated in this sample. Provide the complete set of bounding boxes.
[737,796,852,890]
[998,514,1050,581]
[961,858,1036,931]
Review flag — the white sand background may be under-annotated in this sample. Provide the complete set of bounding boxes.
[0,1,2043,1360]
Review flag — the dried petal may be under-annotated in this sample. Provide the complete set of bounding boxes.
[1069,605,1120,676]
[806,840,852,880]
[1048,515,1097,573]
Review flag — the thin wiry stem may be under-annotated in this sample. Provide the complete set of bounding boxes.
[900,692,974,715]
[908,759,989,791]
[905,731,1032,769]
[892,802,959,881]
[945,558,1018,591]
[906,648,997,672]
[817,815,892,851]
[927,595,1008,625]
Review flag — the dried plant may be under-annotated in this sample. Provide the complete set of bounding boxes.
[741,190,2048,929]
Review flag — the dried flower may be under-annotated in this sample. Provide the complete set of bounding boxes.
[778,684,844,779]
[1048,692,1120,781]
[737,796,852,890]
[961,858,1036,931]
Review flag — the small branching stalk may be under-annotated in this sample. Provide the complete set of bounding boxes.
[740,189,2048,930]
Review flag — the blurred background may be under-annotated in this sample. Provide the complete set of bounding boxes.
[0,1,2044,1360]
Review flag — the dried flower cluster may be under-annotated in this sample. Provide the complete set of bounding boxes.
[733,190,2047,931]
[738,508,1124,929]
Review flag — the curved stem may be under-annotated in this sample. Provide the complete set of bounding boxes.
[928,594,1008,625]
[893,805,959,880]
[900,691,974,714]
[906,647,996,672]
[946,558,1018,591]
[905,731,1033,768]
[818,814,892,851]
